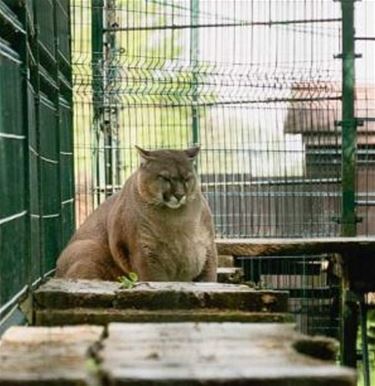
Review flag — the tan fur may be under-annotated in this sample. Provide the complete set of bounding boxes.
[56,147,218,282]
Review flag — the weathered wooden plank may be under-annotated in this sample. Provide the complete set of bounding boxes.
[35,308,291,326]
[100,322,356,386]
[0,325,103,385]
[216,237,375,257]
[34,280,288,313]
[114,282,288,312]
[33,279,119,309]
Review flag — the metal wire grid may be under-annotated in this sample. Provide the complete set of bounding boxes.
[235,254,340,336]
[354,1,375,381]
[354,0,375,237]
[70,0,343,339]
[71,0,375,342]
[72,0,344,240]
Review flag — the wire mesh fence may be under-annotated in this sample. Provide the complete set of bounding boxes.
[73,0,344,239]
[70,1,375,345]
[71,0,345,337]
[235,254,341,337]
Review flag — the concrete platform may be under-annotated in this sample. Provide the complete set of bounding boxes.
[33,279,289,325]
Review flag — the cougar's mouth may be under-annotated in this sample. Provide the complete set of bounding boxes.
[164,195,187,209]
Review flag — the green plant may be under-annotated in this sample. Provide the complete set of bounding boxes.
[85,358,100,373]
[118,272,139,289]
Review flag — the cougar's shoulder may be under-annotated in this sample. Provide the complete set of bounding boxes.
[71,192,120,243]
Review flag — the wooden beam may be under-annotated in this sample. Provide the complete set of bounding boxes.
[216,237,375,257]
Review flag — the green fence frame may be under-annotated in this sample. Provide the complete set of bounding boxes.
[0,0,74,327]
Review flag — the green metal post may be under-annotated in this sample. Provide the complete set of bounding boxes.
[92,0,104,204]
[190,0,199,146]
[53,0,63,256]
[341,0,357,237]
[92,0,104,114]
[341,287,359,367]
[340,0,359,369]
[67,0,76,230]
[18,3,32,298]
[32,0,45,279]
[103,0,118,196]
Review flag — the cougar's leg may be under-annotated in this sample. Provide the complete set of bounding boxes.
[55,239,117,280]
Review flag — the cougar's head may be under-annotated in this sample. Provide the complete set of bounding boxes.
[135,146,200,209]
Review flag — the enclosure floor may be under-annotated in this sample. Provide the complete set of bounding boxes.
[0,323,356,385]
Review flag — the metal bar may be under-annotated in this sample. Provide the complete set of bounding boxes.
[359,297,371,386]
[190,0,199,146]
[158,96,342,108]
[0,286,28,320]
[355,200,375,207]
[0,0,26,34]
[31,0,45,279]
[0,306,26,336]
[92,0,104,206]
[17,2,32,300]
[0,267,55,324]
[355,37,375,41]
[103,0,119,198]
[340,0,358,369]
[104,18,342,32]
[340,0,357,237]
[357,117,375,122]
[341,290,359,367]
[67,0,76,230]
[0,133,25,139]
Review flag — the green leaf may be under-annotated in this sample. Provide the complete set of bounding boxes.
[85,358,99,373]
[128,272,138,282]
[118,272,138,289]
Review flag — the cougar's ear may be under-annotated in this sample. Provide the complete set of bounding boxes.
[135,145,153,165]
[185,146,200,160]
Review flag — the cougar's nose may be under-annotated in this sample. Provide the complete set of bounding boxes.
[174,192,184,201]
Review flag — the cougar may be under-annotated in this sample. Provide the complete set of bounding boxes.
[55,146,218,282]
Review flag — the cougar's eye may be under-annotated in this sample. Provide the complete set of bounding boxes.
[184,174,193,183]
[158,175,170,183]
